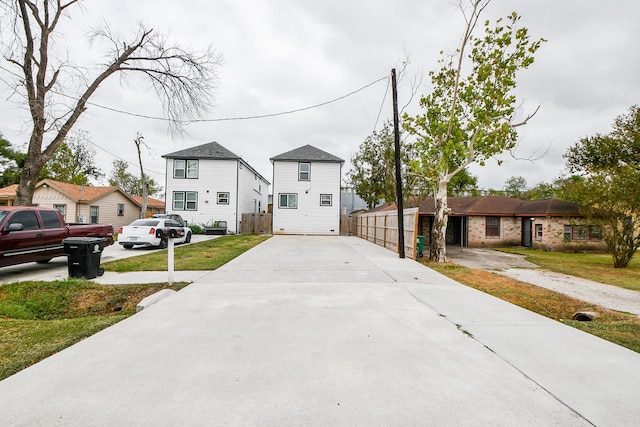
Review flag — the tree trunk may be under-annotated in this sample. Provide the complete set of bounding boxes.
[430,179,449,262]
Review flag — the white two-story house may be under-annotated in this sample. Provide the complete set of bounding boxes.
[162,141,270,233]
[270,144,344,235]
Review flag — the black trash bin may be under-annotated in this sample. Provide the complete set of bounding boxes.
[63,237,106,279]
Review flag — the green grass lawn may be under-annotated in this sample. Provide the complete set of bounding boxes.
[0,234,270,381]
[496,248,640,291]
[103,234,271,272]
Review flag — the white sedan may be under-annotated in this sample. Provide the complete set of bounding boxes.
[118,218,192,249]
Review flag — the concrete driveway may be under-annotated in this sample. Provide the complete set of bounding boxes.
[447,247,640,316]
[1,236,639,426]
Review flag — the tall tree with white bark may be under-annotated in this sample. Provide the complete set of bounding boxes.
[0,0,221,205]
[402,0,544,261]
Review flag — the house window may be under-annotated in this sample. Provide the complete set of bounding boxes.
[173,159,198,179]
[53,204,66,220]
[564,225,601,241]
[174,160,186,178]
[186,160,198,178]
[279,193,297,209]
[173,191,198,210]
[186,192,197,210]
[298,162,310,181]
[173,192,184,210]
[320,194,332,206]
[535,224,543,240]
[485,216,500,237]
[217,192,229,204]
[90,206,99,224]
[117,203,125,216]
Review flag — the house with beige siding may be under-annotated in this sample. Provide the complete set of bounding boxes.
[0,179,165,230]
[162,141,270,233]
[415,195,606,251]
[271,145,344,235]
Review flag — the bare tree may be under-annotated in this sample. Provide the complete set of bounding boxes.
[1,0,221,205]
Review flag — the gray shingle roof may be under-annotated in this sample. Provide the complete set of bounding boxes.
[162,141,240,160]
[270,144,344,163]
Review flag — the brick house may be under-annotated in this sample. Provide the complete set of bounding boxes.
[416,195,606,251]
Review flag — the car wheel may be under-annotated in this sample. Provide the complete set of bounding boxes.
[185,231,192,243]
[123,244,133,249]
[158,237,168,249]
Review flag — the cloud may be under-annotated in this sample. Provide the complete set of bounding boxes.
[1,0,638,194]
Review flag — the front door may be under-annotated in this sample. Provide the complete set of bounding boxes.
[522,218,532,247]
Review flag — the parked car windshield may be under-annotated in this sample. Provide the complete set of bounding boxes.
[0,211,8,223]
[129,219,160,227]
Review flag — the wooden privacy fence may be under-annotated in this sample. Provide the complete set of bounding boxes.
[355,208,420,259]
[241,213,272,234]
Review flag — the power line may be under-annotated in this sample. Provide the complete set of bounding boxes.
[372,76,391,132]
[85,76,390,123]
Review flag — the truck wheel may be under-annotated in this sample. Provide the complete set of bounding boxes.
[36,258,52,264]
[185,231,192,243]
[123,244,133,249]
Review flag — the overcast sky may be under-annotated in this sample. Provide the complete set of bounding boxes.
[2,0,639,196]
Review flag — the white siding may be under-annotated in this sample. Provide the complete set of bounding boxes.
[165,156,270,233]
[272,161,341,235]
[237,161,270,231]
[164,158,240,232]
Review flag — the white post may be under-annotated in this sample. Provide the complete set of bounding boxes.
[167,238,174,285]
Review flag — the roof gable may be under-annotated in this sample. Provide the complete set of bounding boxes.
[162,141,240,160]
[36,180,119,203]
[270,144,344,163]
[131,195,165,209]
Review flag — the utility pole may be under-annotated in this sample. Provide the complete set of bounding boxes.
[391,69,405,258]
[134,132,149,219]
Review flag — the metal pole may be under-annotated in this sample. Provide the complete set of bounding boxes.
[391,68,405,258]
[167,238,174,285]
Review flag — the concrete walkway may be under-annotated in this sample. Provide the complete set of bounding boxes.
[1,236,640,426]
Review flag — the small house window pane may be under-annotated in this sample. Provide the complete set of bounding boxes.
[535,224,543,239]
[485,217,500,237]
[217,192,229,204]
[117,203,125,216]
[90,206,99,224]
[279,193,297,208]
[174,159,186,178]
[186,160,198,178]
[320,194,332,206]
[173,192,185,210]
[298,163,310,181]
[186,192,198,210]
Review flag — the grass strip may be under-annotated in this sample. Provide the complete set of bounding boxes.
[104,234,271,272]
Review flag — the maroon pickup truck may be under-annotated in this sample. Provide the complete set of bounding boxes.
[0,207,114,268]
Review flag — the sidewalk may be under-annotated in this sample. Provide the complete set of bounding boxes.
[1,236,639,426]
